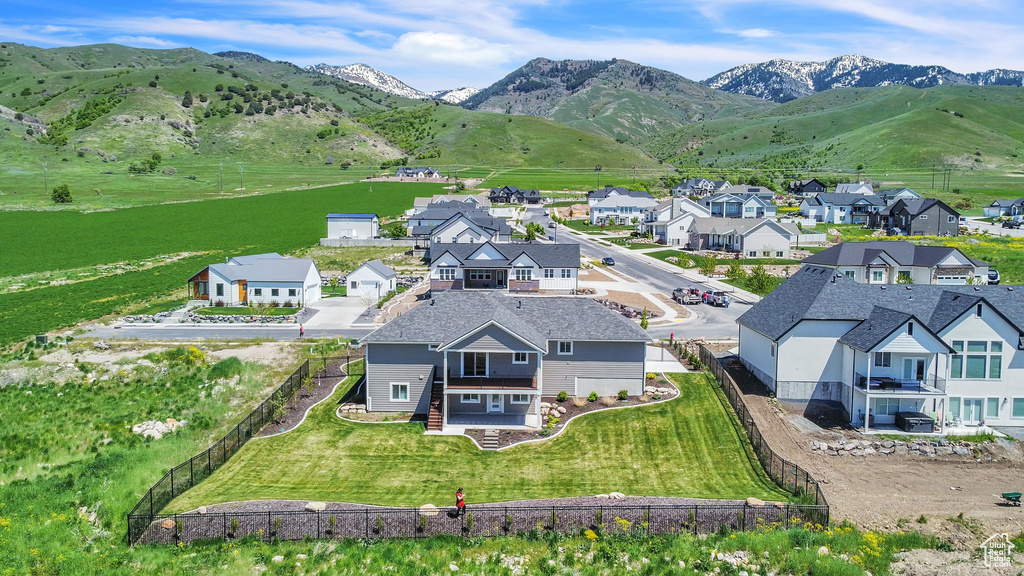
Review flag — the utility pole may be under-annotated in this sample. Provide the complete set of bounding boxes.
[632,165,636,185]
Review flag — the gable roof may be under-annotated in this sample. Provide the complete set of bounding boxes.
[802,241,987,268]
[813,192,885,207]
[789,178,825,190]
[591,195,659,209]
[431,242,580,269]
[989,198,1024,208]
[837,306,953,353]
[361,291,650,346]
[883,198,959,217]
[326,213,378,220]
[737,265,1024,342]
[411,209,511,237]
[877,188,920,203]
[205,253,317,283]
[589,187,654,200]
[689,217,796,237]
[834,182,874,194]
[352,259,396,279]
[489,185,541,199]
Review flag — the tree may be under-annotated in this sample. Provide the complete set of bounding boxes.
[726,260,747,280]
[524,222,545,241]
[639,307,649,330]
[181,91,193,108]
[51,183,72,203]
[329,276,340,294]
[383,222,406,239]
[594,164,603,188]
[746,264,775,295]
[697,255,718,277]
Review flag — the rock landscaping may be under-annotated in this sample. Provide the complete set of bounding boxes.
[810,437,983,459]
[132,418,188,440]
[121,312,174,323]
[594,298,661,320]
[185,311,300,324]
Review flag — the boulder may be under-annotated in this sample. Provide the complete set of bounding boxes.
[595,494,609,499]
[645,386,657,394]
[656,387,670,394]
[746,497,765,507]
[935,446,953,456]
[608,492,626,500]
[272,556,285,564]
[142,429,163,441]
[851,450,865,457]
[419,503,439,517]
[953,446,972,456]
[161,519,176,530]
[556,406,567,415]
[881,440,895,449]
[818,546,829,557]
[197,506,207,515]
[305,501,327,512]
[540,402,551,409]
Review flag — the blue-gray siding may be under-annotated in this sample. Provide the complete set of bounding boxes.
[447,325,535,352]
[366,343,441,413]
[541,341,646,396]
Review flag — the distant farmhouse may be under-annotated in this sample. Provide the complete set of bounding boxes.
[396,167,442,178]
[489,185,543,205]
[801,241,988,285]
[188,253,321,307]
[325,213,379,240]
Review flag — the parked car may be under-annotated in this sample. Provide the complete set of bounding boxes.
[700,289,715,304]
[547,221,557,229]
[706,291,731,307]
[1001,220,1020,229]
[989,268,1001,285]
[602,257,615,266]
[672,287,701,305]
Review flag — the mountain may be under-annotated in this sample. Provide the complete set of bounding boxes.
[213,51,269,63]
[306,63,430,100]
[428,87,480,104]
[705,55,1024,102]
[461,57,771,143]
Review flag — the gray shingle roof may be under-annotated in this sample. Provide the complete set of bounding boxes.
[326,213,378,219]
[737,265,1024,342]
[432,242,580,268]
[355,260,397,279]
[206,253,316,283]
[362,291,650,346]
[589,187,654,200]
[814,193,885,206]
[802,241,987,268]
[689,217,795,236]
[884,198,956,217]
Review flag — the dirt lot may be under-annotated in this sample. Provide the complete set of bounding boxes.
[722,356,1024,539]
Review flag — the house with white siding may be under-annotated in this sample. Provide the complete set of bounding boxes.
[325,213,379,239]
[800,193,885,224]
[801,241,988,285]
[346,260,397,302]
[187,253,321,307]
[737,265,1024,432]
[639,197,710,245]
[361,291,650,430]
[429,242,579,294]
[685,217,799,258]
[590,195,658,225]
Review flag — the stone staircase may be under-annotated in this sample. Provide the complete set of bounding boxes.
[482,429,500,450]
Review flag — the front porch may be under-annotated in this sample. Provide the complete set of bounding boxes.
[463,268,508,290]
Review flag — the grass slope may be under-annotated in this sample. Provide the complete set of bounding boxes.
[168,372,787,511]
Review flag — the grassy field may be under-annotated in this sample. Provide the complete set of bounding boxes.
[0,181,442,345]
[169,372,787,511]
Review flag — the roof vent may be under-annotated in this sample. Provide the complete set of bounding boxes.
[1009,287,1015,291]
[974,286,980,291]
[880,286,886,290]
[430,299,435,306]
[517,300,522,309]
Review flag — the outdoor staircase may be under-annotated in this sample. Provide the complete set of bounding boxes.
[482,429,500,450]
[427,379,444,431]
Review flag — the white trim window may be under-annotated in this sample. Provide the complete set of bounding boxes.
[461,393,480,403]
[1013,398,1024,419]
[512,352,529,364]
[253,288,263,296]
[870,269,885,283]
[948,215,956,224]
[543,268,554,279]
[427,344,439,351]
[557,341,573,355]
[437,267,456,281]
[390,383,409,401]
[511,394,530,404]
[561,268,572,278]
[271,289,279,297]
[514,268,532,281]
[875,397,900,415]
[919,214,928,220]
[873,352,891,367]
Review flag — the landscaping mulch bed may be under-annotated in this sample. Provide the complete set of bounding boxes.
[254,358,353,438]
[465,377,680,450]
[143,495,797,544]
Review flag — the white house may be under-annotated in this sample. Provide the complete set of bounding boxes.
[410,193,492,215]
[737,265,1024,432]
[800,193,885,224]
[801,241,989,285]
[639,197,709,245]
[590,195,658,225]
[686,218,798,258]
[188,253,321,307]
[588,186,654,207]
[347,260,397,302]
[877,188,921,205]
[834,181,875,195]
[326,213,379,239]
[397,167,442,178]
[983,198,1024,218]
[429,242,579,294]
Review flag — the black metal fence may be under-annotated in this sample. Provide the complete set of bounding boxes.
[133,502,830,545]
[127,352,364,544]
[698,345,830,524]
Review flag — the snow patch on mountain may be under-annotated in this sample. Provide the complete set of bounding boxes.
[305,63,478,103]
[428,87,480,104]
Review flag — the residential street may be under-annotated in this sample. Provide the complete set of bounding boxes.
[965,217,1024,238]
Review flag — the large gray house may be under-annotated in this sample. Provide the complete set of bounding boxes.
[868,198,960,237]
[361,292,650,431]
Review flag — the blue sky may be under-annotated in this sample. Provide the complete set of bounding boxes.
[1,1,1022,91]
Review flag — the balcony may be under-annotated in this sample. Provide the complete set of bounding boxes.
[855,373,946,394]
[447,371,538,390]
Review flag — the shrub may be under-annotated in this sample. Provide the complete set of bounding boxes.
[148,80,157,88]
[418,514,428,533]
[214,300,225,307]
[538,428,551,437]
[599,396,617,406]
[504,512,513,532]
[465,512,474,532]
[327,515,336,534]
[571,396,587,407]
[374,515,383,534]
[161,346,206,366]
[51,183,73,203]
[208,356,243,380]
[638,394,651,403]
[645,372,656,380]
[617,389,628,401]
[588,391,598,402]
[282,300,294,308]
[269,300,280,308]
[271,517,282,535]
[556,391,568,402]
[229,517,239,537]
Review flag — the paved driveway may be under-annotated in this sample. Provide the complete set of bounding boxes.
[302,296,370,329]
[646,345,687,373]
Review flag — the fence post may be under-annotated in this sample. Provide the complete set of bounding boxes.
[149,489,153,517]
[190,458,194,488]
[170,468,174,497]
[317,510,321,540]
[365,510,369,539]
[222,514,226,540]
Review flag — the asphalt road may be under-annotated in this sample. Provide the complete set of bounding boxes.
[966,217,1024,238]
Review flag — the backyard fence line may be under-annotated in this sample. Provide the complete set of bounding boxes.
[130,502,830,545]
[697,345,830,525]
[126,352,365,545]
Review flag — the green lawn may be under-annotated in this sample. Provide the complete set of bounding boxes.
[168,371,787,511]
[721,277,788,294]
[195,306,300,316]
[564,219,635,233]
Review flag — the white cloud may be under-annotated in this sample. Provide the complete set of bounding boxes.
[718,27,778,38]
[109,35,181,48]
[391,32,518,68]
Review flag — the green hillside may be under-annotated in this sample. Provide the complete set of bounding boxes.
[647,85,1024,177]
[0,43,661,207]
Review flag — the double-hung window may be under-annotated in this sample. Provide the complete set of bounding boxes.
[873,352,891,367]
[271,289,279,297]
[511,394,530,404]
[438,268,456,281]
[515,269,531,281]
[512,352,528,364]
[557,341,573,355]
[216,284,224,297]
[461,393,479,403]
[254,288,263,297]
[390,383,409,401]
[543,269,554,279]
[561,268,571,278]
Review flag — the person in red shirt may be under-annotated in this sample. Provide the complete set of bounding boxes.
[455,488,465,516]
